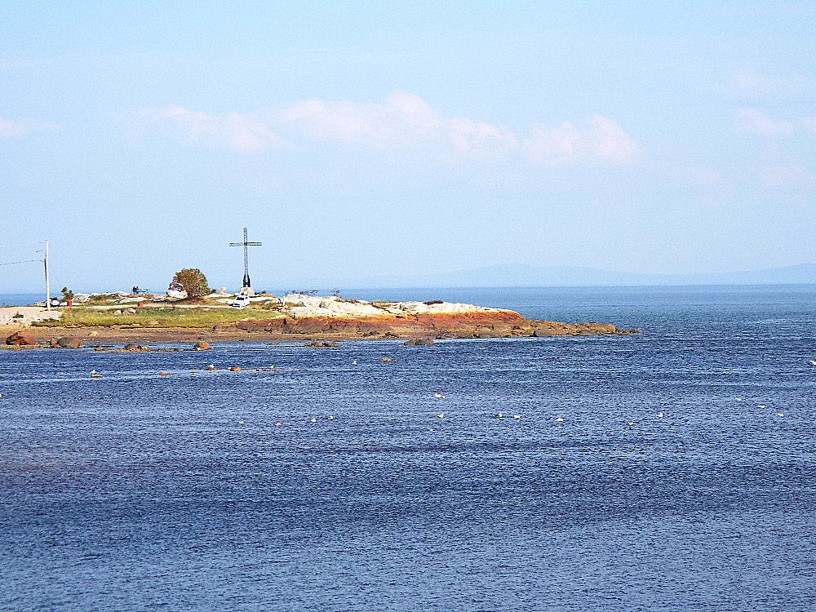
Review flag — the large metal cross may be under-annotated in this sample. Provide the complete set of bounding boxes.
[229,227,262,288]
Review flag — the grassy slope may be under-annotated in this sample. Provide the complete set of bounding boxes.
[33,305,281,328]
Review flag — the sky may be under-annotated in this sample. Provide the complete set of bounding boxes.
[1,1,815,293]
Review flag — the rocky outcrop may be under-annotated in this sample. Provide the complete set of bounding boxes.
[284,294,502,319]
[214,310,639,340]
[5,331,36,346]
[19,294,639,343]
[531,321,640,336]
[56,336,81,349]
[227,310,526,338]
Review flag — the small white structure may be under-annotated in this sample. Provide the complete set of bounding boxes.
[230,294,250,309]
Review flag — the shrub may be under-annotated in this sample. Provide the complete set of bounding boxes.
[169,268,210,301]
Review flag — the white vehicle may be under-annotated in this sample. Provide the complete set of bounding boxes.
[230,294,250,309]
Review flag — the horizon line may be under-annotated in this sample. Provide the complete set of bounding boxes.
[3,280,816,298]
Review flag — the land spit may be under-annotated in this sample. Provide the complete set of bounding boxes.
[2,294,639,345]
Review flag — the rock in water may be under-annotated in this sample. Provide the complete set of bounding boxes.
[404,338,435,345]
[56,336,82,349]
[5,331,36,346]
[193,340,211,350]
[123,343,151,351]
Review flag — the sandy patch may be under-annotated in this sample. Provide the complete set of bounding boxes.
[0,306,62,327]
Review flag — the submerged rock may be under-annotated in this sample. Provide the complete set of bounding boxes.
[123,343,150,351]
[404,338,435,345]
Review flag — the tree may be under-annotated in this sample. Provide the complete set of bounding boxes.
[169,268,210,301]
[60,286,74,301]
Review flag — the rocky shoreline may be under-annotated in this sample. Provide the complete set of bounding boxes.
[2,295,639,347]
[215,310,639,339]
[3,312,638,348]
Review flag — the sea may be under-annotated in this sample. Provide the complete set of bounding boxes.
[1,285,815,610]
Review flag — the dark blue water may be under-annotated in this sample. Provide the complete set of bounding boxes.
[0,294,41,307]
[1,286,815,610]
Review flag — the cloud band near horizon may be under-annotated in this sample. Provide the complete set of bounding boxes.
[135,91,640,166]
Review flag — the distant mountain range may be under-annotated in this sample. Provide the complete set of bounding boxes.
[355,263,816,288]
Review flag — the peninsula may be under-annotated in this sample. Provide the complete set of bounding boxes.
[2,292,639,346]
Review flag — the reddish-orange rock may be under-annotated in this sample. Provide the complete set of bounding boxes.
[220,310,636,340]
[5,331,36,346]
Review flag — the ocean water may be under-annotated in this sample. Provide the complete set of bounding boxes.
[0,294,41,307]
[1,285,815,610]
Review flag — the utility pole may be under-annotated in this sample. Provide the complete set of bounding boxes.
[44,240,51,311]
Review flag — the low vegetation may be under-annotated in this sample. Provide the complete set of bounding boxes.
[86,293,124,305]
[169,268,209,301]
[33,304,282,328]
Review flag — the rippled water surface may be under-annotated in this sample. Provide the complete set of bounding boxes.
[1,286,815,610]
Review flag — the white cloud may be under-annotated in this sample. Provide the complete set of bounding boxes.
[0,118,59,138]
[448,116,518,154]
[278,92,522,159]
[280,92,450,149]
[525,115,639,166]
[136,93,639,167]
[222,112,280,152]
[137,105,281,152]
[734,108,816,138]
[734,108,794,136]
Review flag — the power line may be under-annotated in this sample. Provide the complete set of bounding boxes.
[0,258,40,267]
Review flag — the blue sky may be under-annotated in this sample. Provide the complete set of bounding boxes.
[1,1,815,292]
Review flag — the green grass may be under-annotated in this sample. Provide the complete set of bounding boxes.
[33,305,283,328]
